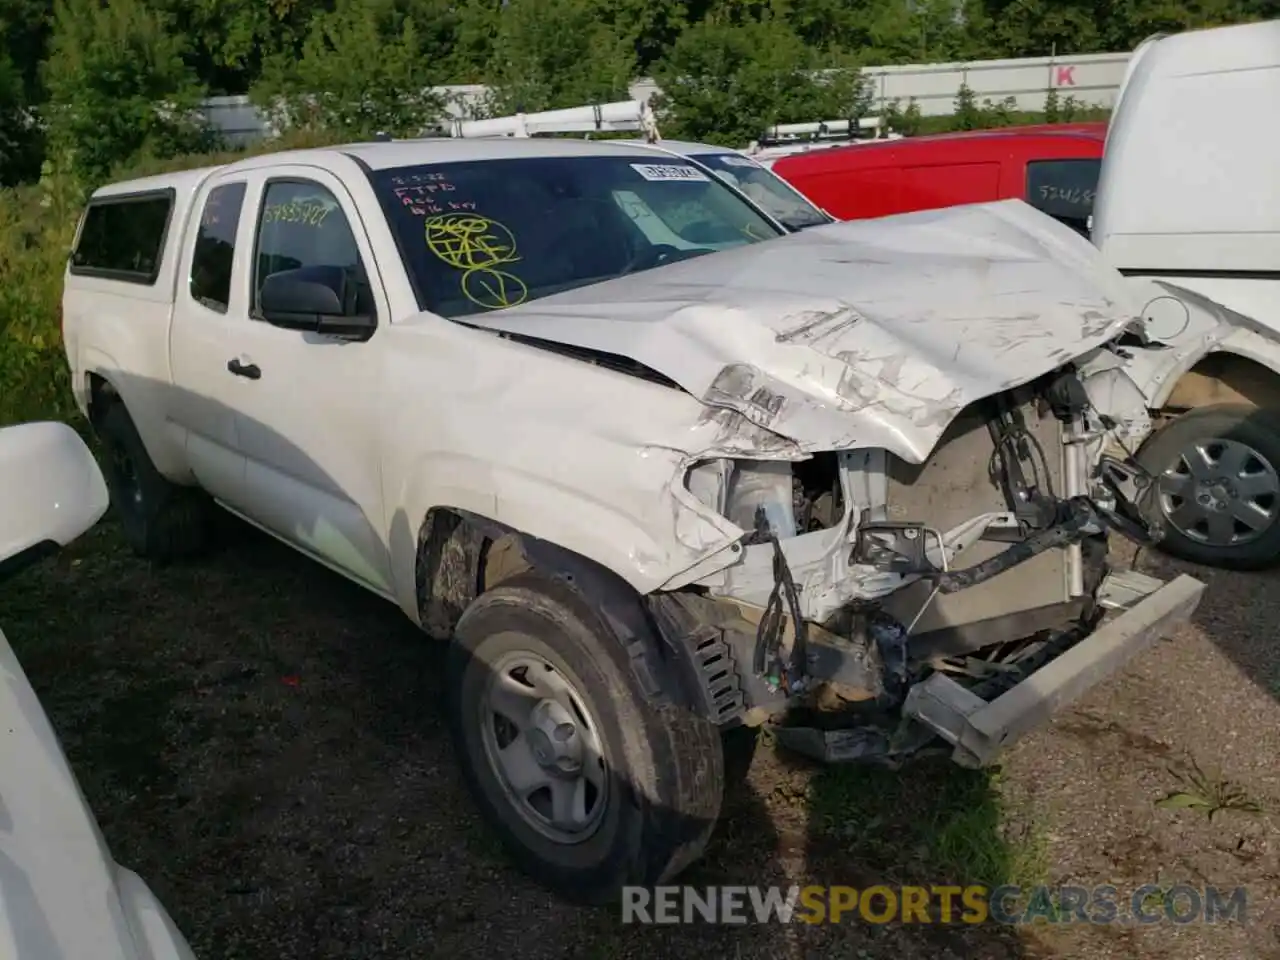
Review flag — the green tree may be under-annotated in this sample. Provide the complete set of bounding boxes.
[951,81,982,129]
[251,0,447,139]
[147,0,329,96]
[0,54,42,186]
[1,0,57,183]
[481,0,637,115]
[40,0,211,185]
[443,0,504,82]
[595,0,691,72]
[0,0,53,97]
[653,17,866,146]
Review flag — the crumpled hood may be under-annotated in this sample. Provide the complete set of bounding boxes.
[468,198,1142,463]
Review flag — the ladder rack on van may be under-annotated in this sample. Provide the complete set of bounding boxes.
[432,100,662,142]
[758,116,884,144]
[422,99,901,159]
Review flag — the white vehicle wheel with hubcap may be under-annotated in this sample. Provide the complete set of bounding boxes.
[1137,403,1280,569]
[445,572,724,903]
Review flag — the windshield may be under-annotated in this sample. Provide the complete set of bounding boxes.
[367,155,784,318]
[689,152,832,232]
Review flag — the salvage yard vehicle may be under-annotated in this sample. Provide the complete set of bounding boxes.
[0,420,196,959]
[1092,19,1280,570]
[765,21,1280,571]
[613,138,833,234]
[62,136,1205,903]
[434,98,836,233]
[768,123,1108,237]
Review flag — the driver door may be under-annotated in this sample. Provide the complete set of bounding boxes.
[220,167,394,595]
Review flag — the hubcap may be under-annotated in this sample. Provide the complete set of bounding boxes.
[478,649,608,844]
[1157,437,1279,547]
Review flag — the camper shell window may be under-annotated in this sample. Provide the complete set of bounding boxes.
[70,190,175,285]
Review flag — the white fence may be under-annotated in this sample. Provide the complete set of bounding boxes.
[203,50,1133,146]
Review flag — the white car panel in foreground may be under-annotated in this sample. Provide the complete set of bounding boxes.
[0,421,195,960]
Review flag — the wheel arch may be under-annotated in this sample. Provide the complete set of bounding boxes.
[408,505,713,717]
[80,362,193,483]
[1150,329,1280,414]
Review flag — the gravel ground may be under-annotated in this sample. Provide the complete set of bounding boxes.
[4,520,1278,959]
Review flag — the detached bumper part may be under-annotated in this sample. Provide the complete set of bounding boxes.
[902,571,1205,768]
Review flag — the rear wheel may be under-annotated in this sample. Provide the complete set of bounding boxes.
[1137,403,1280,569]
[96,401,210,561]
[446,573,724,903]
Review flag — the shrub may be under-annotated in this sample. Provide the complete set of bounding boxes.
[0,128,351,428]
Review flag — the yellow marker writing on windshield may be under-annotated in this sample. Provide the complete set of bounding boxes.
[425,212,528,310]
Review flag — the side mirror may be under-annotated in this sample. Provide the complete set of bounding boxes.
[258,265,376,340]
[0,421,108,582]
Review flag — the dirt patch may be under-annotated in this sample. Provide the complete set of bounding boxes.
[3,521,1278,958]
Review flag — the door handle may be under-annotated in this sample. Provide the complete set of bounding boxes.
[227,358,261,380]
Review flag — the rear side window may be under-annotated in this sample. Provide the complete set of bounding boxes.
[1025,159,1101,235]
[190,183,247,312]
[70,191,174,284]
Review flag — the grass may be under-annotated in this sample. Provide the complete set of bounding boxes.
[803,760,1049,892]
[3,514,1042,955]
[1156,756,1266,821]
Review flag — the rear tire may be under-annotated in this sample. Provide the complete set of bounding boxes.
[1136,403,1280,570]
[96,401,210,561]
[446,572,724,904]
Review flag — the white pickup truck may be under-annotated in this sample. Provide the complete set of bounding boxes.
[62,136,1205,903]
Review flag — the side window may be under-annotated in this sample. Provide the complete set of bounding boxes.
[70,192,173,284]
[1025,159,1101,236]
[190,182,247,312]
[253,180,375,318]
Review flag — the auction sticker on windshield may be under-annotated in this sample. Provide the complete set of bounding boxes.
[710,155,761,168]
[630,163,710,182]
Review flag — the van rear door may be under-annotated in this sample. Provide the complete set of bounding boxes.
[1023,157,1103,237]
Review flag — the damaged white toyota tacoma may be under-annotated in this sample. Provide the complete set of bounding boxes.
[61,138,1205,903]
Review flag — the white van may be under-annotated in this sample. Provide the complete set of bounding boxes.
[1091,19,1280,569]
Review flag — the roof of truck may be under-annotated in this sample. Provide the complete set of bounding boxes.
[92,138,694,197]
[617,139,744,157]
[94,165,225,199]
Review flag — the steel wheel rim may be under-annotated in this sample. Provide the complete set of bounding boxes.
[477,644,608,845]
[1157,436,1279,547]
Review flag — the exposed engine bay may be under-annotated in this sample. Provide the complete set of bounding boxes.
[659,361,1171,764]
[460,199,1206,768]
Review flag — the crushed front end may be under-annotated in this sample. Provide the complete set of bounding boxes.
[652,361,1206,768]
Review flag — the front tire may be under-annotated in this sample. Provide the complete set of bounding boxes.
[96,401,210,561]
[1137,403,1280,569]
[446,573,724,903]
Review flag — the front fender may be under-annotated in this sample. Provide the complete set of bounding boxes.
[1119,279,1280,411]
[387,453,741,623]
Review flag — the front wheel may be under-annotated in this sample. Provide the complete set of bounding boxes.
[1136,403,1280,569]
[446,573,724,903]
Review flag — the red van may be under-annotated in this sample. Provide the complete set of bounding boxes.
[769,123,1108,235]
